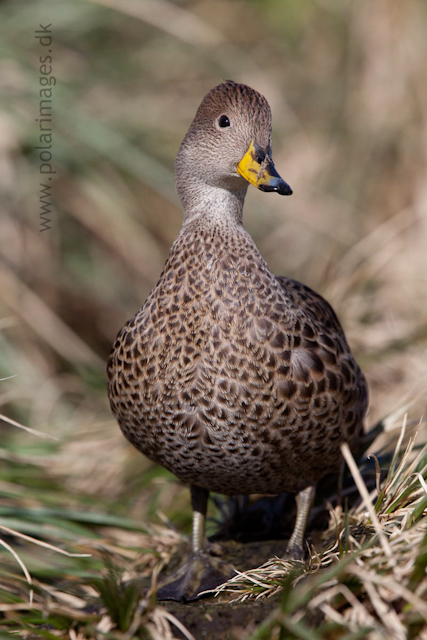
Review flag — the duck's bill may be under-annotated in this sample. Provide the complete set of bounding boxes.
[236,140,292,196]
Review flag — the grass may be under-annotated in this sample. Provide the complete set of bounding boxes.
[1,416,426,638]
[0,420,185,638]
[205,418,427,639]
[1,0,427,637]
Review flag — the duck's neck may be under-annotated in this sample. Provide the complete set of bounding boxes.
[179,182,249,228]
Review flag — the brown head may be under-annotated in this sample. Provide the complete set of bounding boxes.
[176,81,292,220]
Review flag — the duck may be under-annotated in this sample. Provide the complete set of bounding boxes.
[107,80,369,602]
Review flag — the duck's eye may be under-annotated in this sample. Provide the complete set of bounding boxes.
[218,115,230,128]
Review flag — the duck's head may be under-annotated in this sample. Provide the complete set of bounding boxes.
[176,81,292,215]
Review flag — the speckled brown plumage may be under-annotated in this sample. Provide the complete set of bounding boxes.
[107,81,368,598]
[108,219,367,492]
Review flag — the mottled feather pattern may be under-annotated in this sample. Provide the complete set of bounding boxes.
[107,213,368,495]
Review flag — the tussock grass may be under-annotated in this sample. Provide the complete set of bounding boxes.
[0,413,187,637]
[209,418,427,639]
[1,417,426,638]
[0,442,186,637]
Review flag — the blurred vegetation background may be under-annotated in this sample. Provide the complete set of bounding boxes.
[1,0,427,608]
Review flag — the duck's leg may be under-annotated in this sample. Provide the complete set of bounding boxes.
[191,484,208,553]
[285,485,315,560]
[157,485,234,602]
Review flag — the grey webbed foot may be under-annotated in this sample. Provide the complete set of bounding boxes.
[157,549,234,602]
[284,542,305,561]
[157,485,234,601]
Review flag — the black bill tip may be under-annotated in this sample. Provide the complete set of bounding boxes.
[259,178,293,196]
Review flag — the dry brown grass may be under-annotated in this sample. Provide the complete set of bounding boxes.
[209,418,427,638]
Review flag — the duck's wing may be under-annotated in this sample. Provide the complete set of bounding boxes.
[276,275,369,437]
[275,276,346,338]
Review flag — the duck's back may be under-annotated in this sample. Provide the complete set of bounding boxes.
[107,220,368,495]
